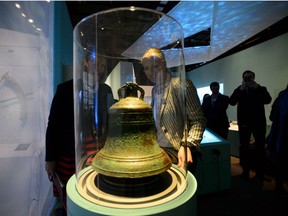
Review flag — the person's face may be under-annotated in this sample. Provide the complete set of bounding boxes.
[210,85,219,94]
[87,56,106,81]
[243,72,254,83]
[142,57,166,85]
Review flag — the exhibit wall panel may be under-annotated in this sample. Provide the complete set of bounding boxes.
[0,2,54,216]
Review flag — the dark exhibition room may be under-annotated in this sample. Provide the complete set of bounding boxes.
[0,1,287,216]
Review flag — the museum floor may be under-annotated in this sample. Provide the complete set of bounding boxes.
[197,156,288,216]
[52,156,288,216]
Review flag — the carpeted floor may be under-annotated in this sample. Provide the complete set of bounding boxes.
[197,157,288,216]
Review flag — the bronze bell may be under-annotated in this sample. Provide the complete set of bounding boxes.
[92,82,172,178]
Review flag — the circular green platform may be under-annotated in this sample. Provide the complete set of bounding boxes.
[67,165,197,216]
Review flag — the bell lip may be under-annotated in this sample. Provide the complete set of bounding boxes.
[91,162,172,179]
[91,151,172,178]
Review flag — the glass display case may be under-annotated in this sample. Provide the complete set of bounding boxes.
[68,7,196,215]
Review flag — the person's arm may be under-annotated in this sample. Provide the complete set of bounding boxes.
[229,86,241,106]
[258,86,272,105]
[185,79,206,147]
[45,161,56,180]
[218,94,230,110]
[45,84,64,178]
[178,79,206,168]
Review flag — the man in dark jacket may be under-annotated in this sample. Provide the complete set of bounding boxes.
[202,81,230,139]
[229,70,272,181]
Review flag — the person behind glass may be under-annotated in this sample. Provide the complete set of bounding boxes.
[141,48,206,173]
[201,81,230,139]
[229,70,272,181]
[45,54,114,213]
[82,53,115,164]
[266,84,288,193]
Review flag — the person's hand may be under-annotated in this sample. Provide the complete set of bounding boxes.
[45,161,56,181]
[177,146,193,168]
[241,80,258,91]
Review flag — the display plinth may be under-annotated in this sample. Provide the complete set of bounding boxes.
[194,129,231,195]
[67,165,197,216]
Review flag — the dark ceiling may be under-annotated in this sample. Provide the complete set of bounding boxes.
[66,1,288,71]
[66,1,179,27]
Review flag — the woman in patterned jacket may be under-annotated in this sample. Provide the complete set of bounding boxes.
[141,48,206,172]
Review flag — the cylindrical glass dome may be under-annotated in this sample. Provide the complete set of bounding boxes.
[73,7,189,205]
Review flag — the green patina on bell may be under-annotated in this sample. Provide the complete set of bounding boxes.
[92,82,172,178]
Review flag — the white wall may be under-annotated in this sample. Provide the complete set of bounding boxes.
[187,32,288,125]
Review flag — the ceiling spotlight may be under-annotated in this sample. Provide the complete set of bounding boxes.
[15,3,21,9]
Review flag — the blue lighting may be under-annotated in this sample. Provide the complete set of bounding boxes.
[124,1,288,67]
